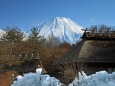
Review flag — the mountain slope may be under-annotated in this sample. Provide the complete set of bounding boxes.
[37,17,84,44]
[0,29,5,38]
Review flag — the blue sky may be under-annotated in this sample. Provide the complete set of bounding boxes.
[0,0,115,32]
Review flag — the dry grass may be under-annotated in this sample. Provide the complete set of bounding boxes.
[0,70,18,86]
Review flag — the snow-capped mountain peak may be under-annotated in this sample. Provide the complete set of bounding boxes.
[37,17,84,44]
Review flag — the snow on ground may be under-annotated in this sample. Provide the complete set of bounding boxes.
[12,68,115,86]
[69,71,115,86]
[11,68,65,86]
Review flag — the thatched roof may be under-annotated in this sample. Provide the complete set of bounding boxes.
[82,29,115,40]
[56,39,115,64]
[77,40,115,63]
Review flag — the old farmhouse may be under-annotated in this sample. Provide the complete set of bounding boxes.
[56,29,115,75]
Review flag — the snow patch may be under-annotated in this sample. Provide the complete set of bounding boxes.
[0,29,5,38]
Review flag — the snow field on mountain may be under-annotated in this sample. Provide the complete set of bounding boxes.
[37,17,84,44]
[12,68,115,86]
[0,29,5,38]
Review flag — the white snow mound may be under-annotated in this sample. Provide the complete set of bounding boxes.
[12,68,115,86]
[69,71,115,86]
[11,68,65,86]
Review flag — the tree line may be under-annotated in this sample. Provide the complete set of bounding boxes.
[0,26,71,74]
[86,24,115,33]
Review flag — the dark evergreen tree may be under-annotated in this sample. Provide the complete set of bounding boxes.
[28,27,41,41]
[1,27,25,42]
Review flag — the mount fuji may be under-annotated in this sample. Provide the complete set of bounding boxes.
[37,17,84,44]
